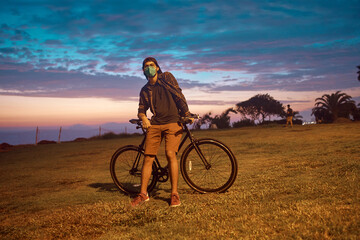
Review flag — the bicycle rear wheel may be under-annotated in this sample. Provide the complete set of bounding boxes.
[180,139,238,193]
[110,145,157,194]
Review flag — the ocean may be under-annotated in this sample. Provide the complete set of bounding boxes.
[0,122,141,146]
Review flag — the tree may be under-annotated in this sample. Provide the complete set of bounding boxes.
[196,108,236,129]
[235,94,284,123]
[312,91,356,122]
[212,108,237,129]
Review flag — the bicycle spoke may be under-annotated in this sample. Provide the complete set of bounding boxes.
[181,139,237,193]
[110,146,157,194]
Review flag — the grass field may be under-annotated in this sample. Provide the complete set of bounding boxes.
[1,122,359,239]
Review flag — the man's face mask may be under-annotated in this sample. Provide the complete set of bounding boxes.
[144,65,157,78]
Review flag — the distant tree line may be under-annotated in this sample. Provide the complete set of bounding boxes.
[194,91,360,129]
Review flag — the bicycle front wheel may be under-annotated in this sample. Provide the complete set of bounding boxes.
[110,145,157,194]
[180,139,238,193]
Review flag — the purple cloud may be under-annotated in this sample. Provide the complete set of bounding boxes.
[0,69,146,100]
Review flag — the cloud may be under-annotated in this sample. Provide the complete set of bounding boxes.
[188,99,238,106]
[0,0,359,99]
[0,69,146,100]
[0,24,32,42]
[43,39,62,45]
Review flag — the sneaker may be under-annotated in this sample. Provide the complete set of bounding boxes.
[170,193,181,207]
[130,193,149,207]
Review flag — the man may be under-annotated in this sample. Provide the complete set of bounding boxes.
[285,104,293,127]
[131,57,192,207]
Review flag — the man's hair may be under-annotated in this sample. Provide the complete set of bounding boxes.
[287,104,290,107]
[142,57,162,75]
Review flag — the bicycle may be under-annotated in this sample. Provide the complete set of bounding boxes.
[110,116,238,194]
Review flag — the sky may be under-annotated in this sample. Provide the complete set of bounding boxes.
[1,0,360,128]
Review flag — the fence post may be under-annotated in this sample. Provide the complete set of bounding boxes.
[35,126,39,145]
[58,126,62,143]
[99,126,101,136]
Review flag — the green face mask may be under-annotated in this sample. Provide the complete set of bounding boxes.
[144,66,157,78]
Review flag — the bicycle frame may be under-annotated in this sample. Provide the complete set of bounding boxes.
[111,118,238,194]
[132,122,211,173]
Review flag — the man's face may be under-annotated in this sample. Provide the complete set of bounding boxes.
[143,61,159,74]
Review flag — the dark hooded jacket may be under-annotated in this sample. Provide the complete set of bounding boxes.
[138,71,191,119]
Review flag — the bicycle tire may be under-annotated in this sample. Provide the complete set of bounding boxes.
[110,145,157,194]
[180,139,238,193]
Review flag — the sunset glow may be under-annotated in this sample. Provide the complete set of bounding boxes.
[0,96,138,127]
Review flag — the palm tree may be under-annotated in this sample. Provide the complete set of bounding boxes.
[312,91,356,122]
[292,111,303,121]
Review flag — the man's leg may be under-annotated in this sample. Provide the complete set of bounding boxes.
[166,150,179,194]
[140,155,155,194]
[131,126,161,207]
[140,124,161,194]
[130,155,154,207]
[164,123,183,207]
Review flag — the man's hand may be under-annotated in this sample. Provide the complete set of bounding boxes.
[187,113,199,124]
[142,118,151,130]
[138,113,151,130]
[181,113,198,124]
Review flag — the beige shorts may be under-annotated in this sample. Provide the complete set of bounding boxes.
[144,122,183,156]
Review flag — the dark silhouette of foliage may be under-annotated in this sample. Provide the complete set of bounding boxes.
[351,103,360,121]
[312,91,356,123]
[232,119,255,128]
[292,111,303,121]
[235,94,284,123]
[197,108,236,129]
[312,107,332,123]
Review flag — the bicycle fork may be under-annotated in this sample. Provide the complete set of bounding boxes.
[191,141,211,170]
[182,125,212,170]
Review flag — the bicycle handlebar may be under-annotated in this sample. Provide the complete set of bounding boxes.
[179,114,199,124]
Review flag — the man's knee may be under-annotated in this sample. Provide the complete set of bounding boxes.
[165,150,177,159]
[144,155,155,163]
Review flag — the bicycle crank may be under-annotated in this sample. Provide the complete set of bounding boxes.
[156,167,169,182]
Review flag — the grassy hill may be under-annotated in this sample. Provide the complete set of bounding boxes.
[1,123,359,239]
